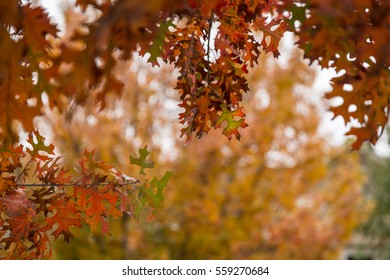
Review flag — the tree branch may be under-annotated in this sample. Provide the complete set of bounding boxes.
[16,181,140,187]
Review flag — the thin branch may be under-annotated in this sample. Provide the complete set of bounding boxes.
[16,159,32,183]
[16,181,140,188]
[205,11,214,87]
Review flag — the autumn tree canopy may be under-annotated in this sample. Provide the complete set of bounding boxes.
[0,0,388,259]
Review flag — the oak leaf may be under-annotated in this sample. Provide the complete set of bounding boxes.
[216,105,248,140]
[130,146,155,175]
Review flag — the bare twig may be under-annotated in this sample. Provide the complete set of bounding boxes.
[16,181,140,188]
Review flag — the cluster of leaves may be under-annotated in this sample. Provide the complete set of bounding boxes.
[60,0,390,147]
[140,0,287,141]
[0,0,288,143]
[0,131,168,259]
[1,0,388,146]
[284,0,390,149]
[1,0,389,149]
[0,2,57,140]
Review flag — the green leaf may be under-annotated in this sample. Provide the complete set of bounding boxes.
[147,20,175,66]
[27,130,55,160]
[150,171,172,201]
[130,146,155,175]
[286,4,307,28]
[216,105,248,140]
[136,171,172,219]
